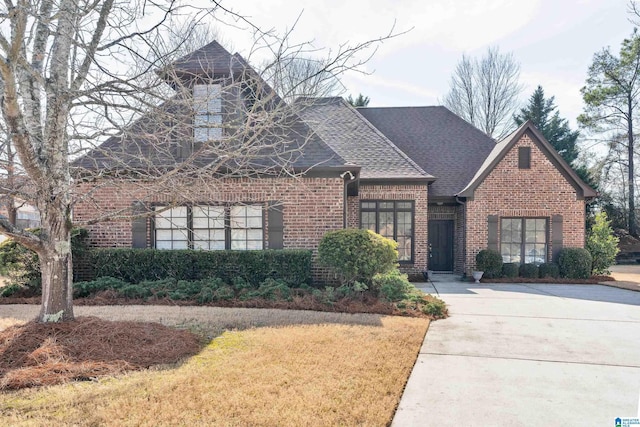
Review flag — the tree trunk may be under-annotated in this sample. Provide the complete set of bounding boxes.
[38,223,74,322]
[628,102,637,237]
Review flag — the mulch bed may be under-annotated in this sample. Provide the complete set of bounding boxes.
[0,316,202,390]
[478,275,614,284]
[0,291,431,318]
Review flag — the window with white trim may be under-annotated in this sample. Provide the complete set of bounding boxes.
[193,84,222,142]
[154,205,263,250]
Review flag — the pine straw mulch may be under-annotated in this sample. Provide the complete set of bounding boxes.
[0,290,435,318]
[0,316,202,391]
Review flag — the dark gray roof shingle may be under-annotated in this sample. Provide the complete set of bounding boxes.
[167,41,247,76]
[298,98,432,181]
[357,106,496,196]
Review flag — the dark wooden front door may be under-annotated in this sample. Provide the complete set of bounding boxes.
[428,220,454,271]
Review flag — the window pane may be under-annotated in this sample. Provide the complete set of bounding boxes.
[231,239,247,250]
[246,240,263,250]
[361,202,376,210]
[379,212,394,238]
[156,240,173,250]
[379,202,394,209]
[396,202,412,209]
[397,211,412,236]
[193,240,209,250]
[172,240,189,250]
[231,229,246,242]
[361,211,376,231]
[247,229,263,240]
[193,229,210,241]
[156,229,173,241]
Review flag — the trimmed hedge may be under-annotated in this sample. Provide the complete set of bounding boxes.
[519,263,539,279]
[538,263,560,279]
[475,249,503,279]
[89,248,312,286]
[558,247,592,279]
[501,262,519,278]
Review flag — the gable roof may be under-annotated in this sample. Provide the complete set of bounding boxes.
[457,120,597,199]
[165,40,248,77]
[357,106,496,197]
[297,97,433,181]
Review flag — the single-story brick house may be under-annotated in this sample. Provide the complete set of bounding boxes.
[73,41,596,279]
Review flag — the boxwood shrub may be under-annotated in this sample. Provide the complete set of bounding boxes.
[501,262,519,278]
[519,263,539,279]
[475,249,503,279]
[558,247,592,279]
[318,229,397,285]
[88,248,312,286]
[538,263,560,279]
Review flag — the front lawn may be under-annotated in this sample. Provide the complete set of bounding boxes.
[1,310,428,426]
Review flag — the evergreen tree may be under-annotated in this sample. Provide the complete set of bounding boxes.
[347,93,370,107]
[514,86,579,165]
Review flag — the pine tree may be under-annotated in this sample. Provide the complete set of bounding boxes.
[514,86,579,165]
[347,93,370,107]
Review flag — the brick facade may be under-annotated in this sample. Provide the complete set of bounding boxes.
[74,177,346,281]
[464,133,586,274]
[347,183,429,277]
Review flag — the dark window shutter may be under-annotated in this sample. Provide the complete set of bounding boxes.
[488,215,499,251]
[518,147,531,169]
[268,202,284,249]
[131,201,147,249]
[552,215,563,262]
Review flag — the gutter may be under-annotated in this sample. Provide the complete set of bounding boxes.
[456,195,467,278]
[341,171,358,228]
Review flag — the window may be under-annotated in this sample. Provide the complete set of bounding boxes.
[518,147,531,169]
[154,205,263,250]
[500,218,547,264]
[193,84,222,142]
[360,200,414,262]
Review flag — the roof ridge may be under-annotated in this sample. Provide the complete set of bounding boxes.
[343,99,431,178]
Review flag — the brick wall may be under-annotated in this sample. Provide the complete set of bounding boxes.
[464,132,586,274]
[74,177,345,281]
[349,183,429,276]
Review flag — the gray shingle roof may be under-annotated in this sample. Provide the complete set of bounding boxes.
[298,98,432,181]
[357,106,496,197]
[167,41,248,76]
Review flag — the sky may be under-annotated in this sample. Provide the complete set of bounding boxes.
[213,0,634,132]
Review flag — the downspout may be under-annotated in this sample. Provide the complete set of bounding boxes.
[456,195,467,278]
[341,171,357,228]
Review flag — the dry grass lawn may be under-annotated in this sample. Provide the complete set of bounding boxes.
[1,305,429,426]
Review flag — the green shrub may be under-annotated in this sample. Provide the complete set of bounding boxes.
[372,270,413,302]
[558,248,593,279]
[519,263,539,278]
[243,278,292,301]
[318,229,397,286]
[475,249,503,279]
[120,284,153,299]
[213,285,235,300]
[0,283,22,297]
[501,262,519,278]
[0,228,89,294]
[586,212,620,275]
[88,249,312,286]
[420,297,447,318]
[73,276,128,298]
[538,263,560,279]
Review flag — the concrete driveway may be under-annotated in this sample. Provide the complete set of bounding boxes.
[393,280,640,426]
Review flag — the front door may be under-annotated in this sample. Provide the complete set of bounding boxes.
[428,220,454,271]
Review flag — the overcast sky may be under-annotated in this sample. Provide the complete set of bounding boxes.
[216,0,634,133]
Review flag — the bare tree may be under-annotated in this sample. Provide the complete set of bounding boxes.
[0,1,398,322]
[443,47,523,140]
[261,56,343,102]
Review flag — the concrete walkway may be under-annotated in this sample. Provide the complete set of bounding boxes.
[393,277,640,426]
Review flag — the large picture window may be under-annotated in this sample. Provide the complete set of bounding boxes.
[154,205,263,250]
[360,200,414,262]
[500,218,547,264]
